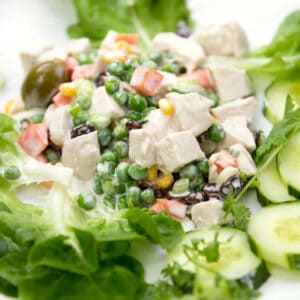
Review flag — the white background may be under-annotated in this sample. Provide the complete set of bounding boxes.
[0,0,300,299]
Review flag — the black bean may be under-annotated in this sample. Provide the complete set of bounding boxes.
[138,181,167,199]
[175,21,192,38]
[202,182,222,199]
[220,175,243,198]
[253,131,261,147]
[20,118,31,130]
[125,120,142,131]
[94,73,106,87]
[71,124,95,138]
[167,192,206,205]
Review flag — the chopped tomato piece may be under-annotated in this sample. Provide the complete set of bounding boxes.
[41,181,53,189]
[150,199,187,219]
[18,124,48,157]
[71,64,95,81]
[65,56,78,75]
[181,69,214,89]
[52,92,72,106]
[130,66,163,96]
[215,150,238,172]
[115,33,139,45]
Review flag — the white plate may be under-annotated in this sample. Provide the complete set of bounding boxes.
[0,0,300,299]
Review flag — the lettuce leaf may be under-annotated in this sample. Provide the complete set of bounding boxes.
[68,0,192,45]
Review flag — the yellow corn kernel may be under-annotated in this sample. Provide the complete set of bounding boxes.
[212,115,218,123]
[4,97,24,114]
[147,165,158,181]
[155,173,174,189]
[59,82,77,97]
[101,51,126,63]
[114,40,131,53]
[158,98,175,116]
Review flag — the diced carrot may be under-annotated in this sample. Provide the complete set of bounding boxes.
[35,153,47,163]
[215,150,238,172]
[115,33,139,45]
[65,56,78,75]
[41,181,53,189]
[150,199,187,219]
[130,66,163,96]
[71,64,95,81]
[181,69,214,89]
[52,92,72,106]
[18,124,48,157]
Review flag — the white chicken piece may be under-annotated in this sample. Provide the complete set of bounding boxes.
[47,105,73,147]
[208,153,219,182]
[128,129,156,168]
[156,71,177,97]
[209,66,252,103]
[212,96,256,123]
[191,22,248,57]
[167,92,214,136]
[36,48,68,64]
[20,43,53,73]
[61,131,100,180]
[90,86,125,119]
[230,144,257,176]
[67,38,91,56]
[156,131,205,172]
[191,199,224,228]
[143,109,181,141]
[219,116,256,152]
[101,30,118,50]
[151,32,206,72]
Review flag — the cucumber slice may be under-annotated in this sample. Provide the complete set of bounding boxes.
[248,202,300,270]
[257,158,296,205]
[265,79,300,124]
[168,227,261,279]
[277,131,300,198]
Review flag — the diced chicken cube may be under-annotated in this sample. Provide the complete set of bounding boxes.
[208,153,219,182]
[181,217,196,232]
[94,49,107,75]
[216,166,239,184]
[48,105,73,147]
[167,92,214,136]
[61,131,100,180]
[229,144,257,176]
[101,30,118,50]
[212,96,256,123]
[36,48,68,64]
[191,199,224,228]
[156,131,205,172]
[90,86,125,119]
[128,129,156,167]
[218,116,256,151]
[44,104,57,127]
[191,22,248,57]
[210,66,252,103]
[20,43,53,73]
[143,109,181,141]
[156,71,177,97]
[67,38,91,56]
[151,32,206,72]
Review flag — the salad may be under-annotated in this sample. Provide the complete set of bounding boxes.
[1,1,300,299]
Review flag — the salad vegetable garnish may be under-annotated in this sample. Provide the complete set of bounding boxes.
[3,2,300,300]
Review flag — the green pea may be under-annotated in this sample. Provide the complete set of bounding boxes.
[88,114,111,129]
[142,60,157,70]
[116,162,131,183]
[77,52,94,65]
[30,114,44,124]
[207,123,225,143]
[113,90,129,105]
[98,128,113,147]
[77,192,97,210]
[106,161,117,175]
[101,150,119,164]
[44,148,60,164]
[113,141,129,158]
[73,110,89,126]
[196,159,209,174]
[147,96,159,107]
[179,164,199,181]
[172,178,189,194]
[126,111,142,121]
[103,195,116,207]
[149,51,163,63]
[112,124,128,140]
[124,69,133,83]
[101,178,116,195]
[93,175,103,195]
[69,101,82,116]
[128,94,148,112]
[4,166,21,180]
[126,186,141,206]
[77,94,91,110]
[128,163,147,180]
[115,182,126,194]
[107,61,125,77]
[118,195,129,209]
[160,63,179,74]
[142,106,156,118]
[191,176,205,192]
[76,79,94,96]
[124,57,139,69]
[140,188,155,204]
[105,78,119,94]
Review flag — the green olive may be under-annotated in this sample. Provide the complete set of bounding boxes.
[22,61,69,109]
